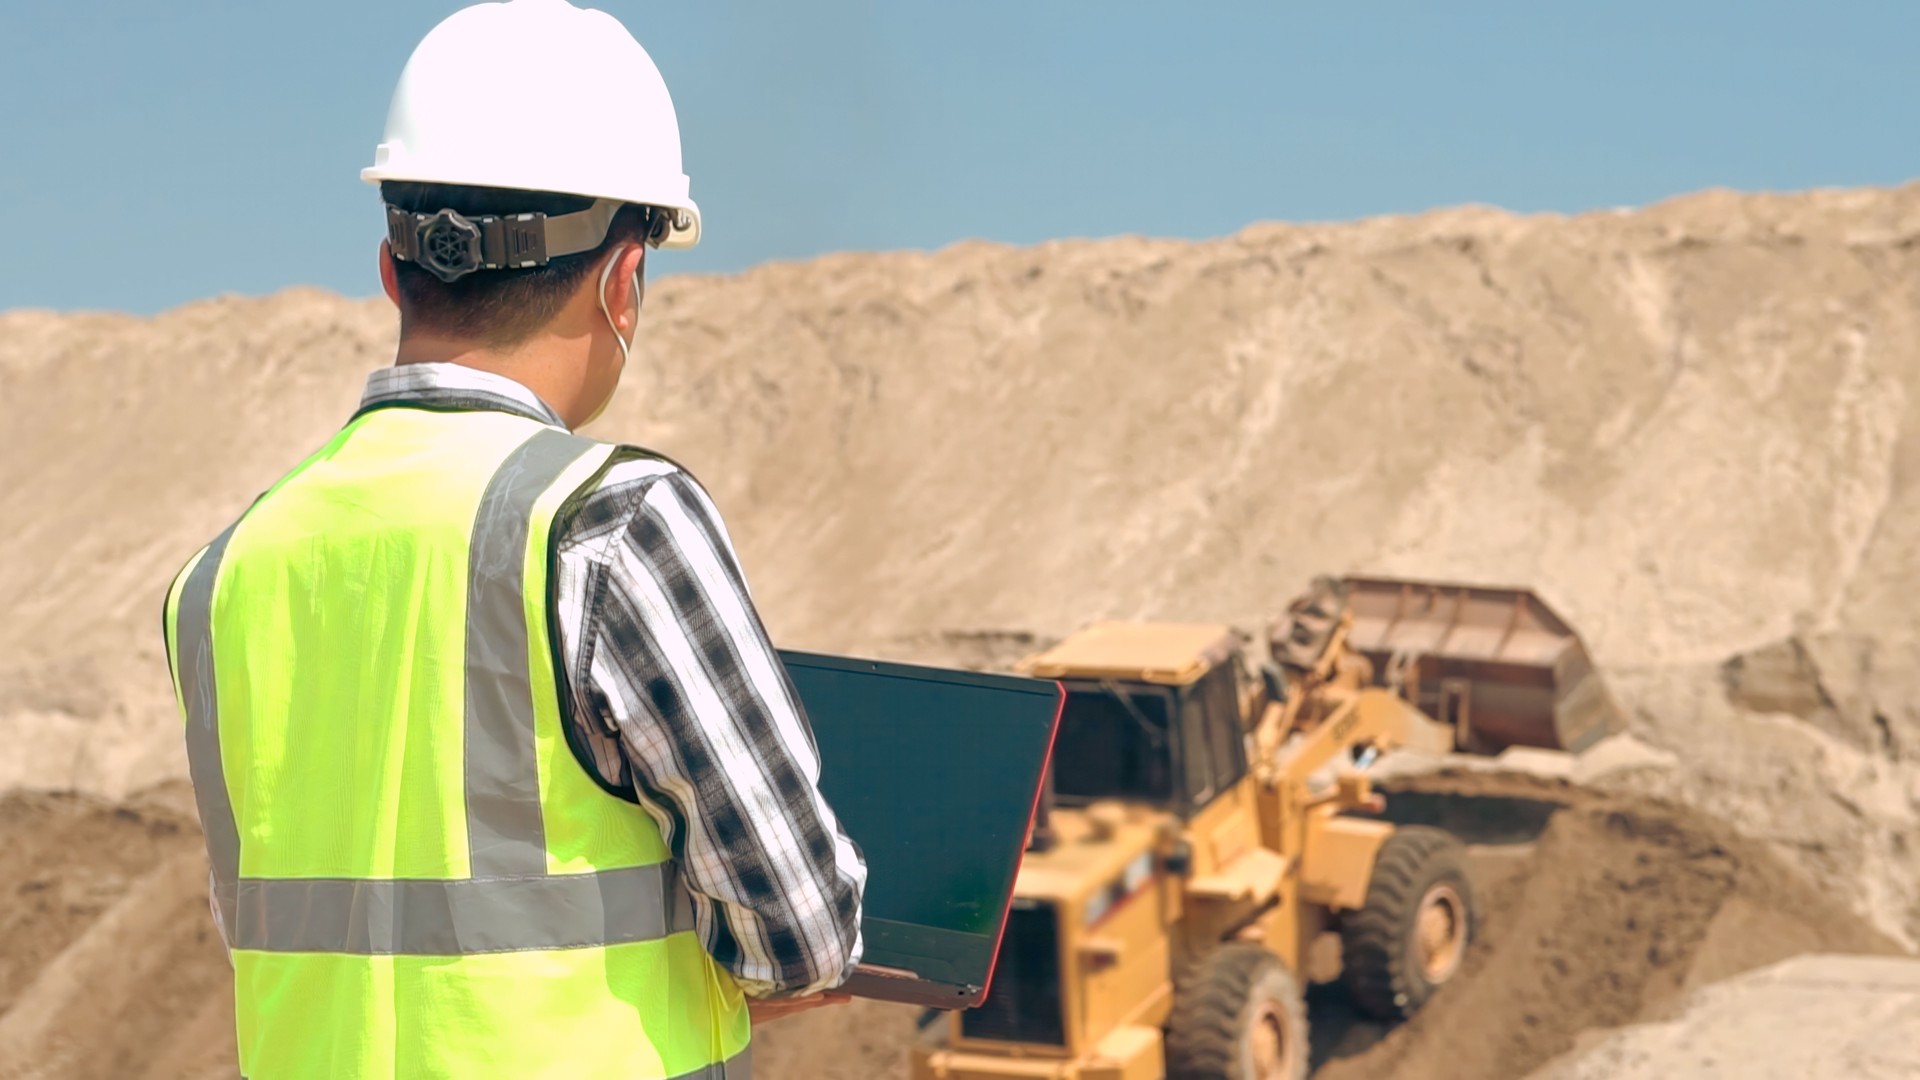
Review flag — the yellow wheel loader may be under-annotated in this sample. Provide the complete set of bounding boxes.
[911,576,1618,1080]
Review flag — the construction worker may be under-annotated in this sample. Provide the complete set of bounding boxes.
[161,2,866,1076]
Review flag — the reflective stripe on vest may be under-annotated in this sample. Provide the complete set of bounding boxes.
[167,410,751,1080]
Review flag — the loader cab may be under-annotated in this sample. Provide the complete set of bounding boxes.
[1019,623,1251,817]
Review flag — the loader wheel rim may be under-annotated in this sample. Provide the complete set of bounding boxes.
[1416,883,1467,984]
[1247,1000,1297,1078]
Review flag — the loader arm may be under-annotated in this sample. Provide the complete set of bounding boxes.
[1262,687,1448,787]
[1249,610,1361,772]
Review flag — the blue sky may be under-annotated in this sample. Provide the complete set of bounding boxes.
[3,1,1915,315]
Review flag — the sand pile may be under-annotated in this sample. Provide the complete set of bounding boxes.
[0,788,229,1079]
[1314,774,1902,1079]
[1532,954,1920,1079]
[5,183,1920,1073]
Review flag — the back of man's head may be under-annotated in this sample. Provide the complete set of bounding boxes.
[382,182,658,349]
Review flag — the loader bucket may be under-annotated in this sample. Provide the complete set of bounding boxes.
[1337,576,1622,754]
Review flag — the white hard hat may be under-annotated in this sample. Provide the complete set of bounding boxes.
[362,0,700,251]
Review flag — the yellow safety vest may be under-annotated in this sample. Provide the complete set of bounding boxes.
[163,405,751,1079]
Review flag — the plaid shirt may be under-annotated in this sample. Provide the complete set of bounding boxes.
[207,363,866,999]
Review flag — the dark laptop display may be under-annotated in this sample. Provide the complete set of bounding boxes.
[779,650,1063,1009]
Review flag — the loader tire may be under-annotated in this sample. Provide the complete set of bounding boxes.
[1341,825,1475,1021]
[1164,943,1308,1080]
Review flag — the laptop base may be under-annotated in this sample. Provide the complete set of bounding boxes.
[842,964,984,1010]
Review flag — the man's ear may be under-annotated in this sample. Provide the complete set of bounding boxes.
[606,244,648,331]
[378,240,402,308]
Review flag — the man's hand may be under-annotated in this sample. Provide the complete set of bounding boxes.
[747,992,851,1026]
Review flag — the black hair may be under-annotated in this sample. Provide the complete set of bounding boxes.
[381,181,655,348]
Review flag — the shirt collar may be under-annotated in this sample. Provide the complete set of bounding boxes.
[359,363,569,429]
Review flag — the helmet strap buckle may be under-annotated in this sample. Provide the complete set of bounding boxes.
[416,208,484,283]
[385,199,626,280]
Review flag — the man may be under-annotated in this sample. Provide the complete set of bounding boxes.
[161,2,865,1076]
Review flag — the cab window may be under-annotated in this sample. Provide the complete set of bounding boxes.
[1050,681,1175,806]
[1178,665,1247,810]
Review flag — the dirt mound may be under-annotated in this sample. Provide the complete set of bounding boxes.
[0,788,231,1080]
[1312,774,1901,1079]
[1533,953,1920,1079]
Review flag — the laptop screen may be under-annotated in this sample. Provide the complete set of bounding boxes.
[781,652,1062,941]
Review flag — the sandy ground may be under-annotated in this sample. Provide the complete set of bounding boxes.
[1312,771,1901,1079]
[0,772,1896,1078]
[6,184,1920,1075]
[1530,954,1920,1079]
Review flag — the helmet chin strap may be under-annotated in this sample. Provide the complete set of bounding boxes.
[584,249,640,427]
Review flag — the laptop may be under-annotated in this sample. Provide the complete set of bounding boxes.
[778,649,1064,1010]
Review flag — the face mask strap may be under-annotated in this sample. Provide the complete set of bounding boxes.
[596,248,642,363]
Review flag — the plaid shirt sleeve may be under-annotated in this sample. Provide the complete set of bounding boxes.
[554,457,867,999]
